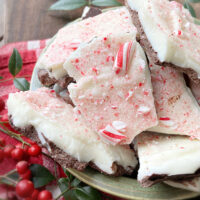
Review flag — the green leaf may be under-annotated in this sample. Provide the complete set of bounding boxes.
[63,168,74,182]
[8,48,23,76]
[8,172,19,181]
[49,0,87,11]
[92,0,122,7]
[74,186,102,200]
[13,78,30,91]
[0,172,19,187]
[0,76,3,80]
[184,1,196,17]
[188,0,200,3]
[71,178,81,187]
[58,178,77,200]
[30,164,55,188]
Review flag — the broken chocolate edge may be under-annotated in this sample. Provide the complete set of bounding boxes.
[9,116,134,176]
[126,4,200,85]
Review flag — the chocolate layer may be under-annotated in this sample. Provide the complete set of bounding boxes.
[141,169,200,187]
[38,69,75,89]
[126,5,200,85]
[9,117,133,176]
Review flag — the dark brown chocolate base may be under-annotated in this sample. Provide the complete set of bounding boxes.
[141,169,200,187]
[126,5,200,85]
[38,69,75,88]
[9,117,134,176]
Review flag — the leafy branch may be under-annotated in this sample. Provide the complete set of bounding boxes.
[8,48,30,91]
[49,0,122,11]
[0,122,30,146]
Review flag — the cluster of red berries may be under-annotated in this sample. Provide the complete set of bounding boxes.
[0,137,53,199]
[0,138,41,163]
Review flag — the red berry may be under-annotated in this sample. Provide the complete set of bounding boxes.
[16,143,29,153]
[38,190,52,200]
[31,189,39,200]
[20,169,32,180]
[4,144,15,157]
[11,148,24,160]
[0,149,4,162]
[0,137,5,147]
[0,98,5,112]
[16,179,34,198]
[16,161,29,174]
[28,145,41,157]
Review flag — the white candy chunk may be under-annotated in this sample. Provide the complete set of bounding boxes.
[137,106,151,114]
[112,121,127,131]
[38,7,137,79]
[136,132,200,187]
[148,65,200,139]
[67,36,158,144]
[127,0,200,77]
[7,88,137,175]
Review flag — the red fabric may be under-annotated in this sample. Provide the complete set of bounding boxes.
[0,40,123,199]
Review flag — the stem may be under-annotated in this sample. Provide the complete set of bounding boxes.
[5,169,17,177]
[0,126,30,146]
[54,160,58,180]
[55,187,74,200]
[0,176,17,186]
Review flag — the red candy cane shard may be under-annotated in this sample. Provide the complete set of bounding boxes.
[113,41,135,75]
[99,125,127,145]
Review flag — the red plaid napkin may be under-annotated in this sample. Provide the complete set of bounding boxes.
[0,40,123,200]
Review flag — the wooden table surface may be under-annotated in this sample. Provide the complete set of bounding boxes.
[1,0,200,47]
[0,0,69,47]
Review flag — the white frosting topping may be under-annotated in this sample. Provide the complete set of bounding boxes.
[127,0,200,76]
[7,88,137,174]
[148,65,200,139]
[66,36,157,144]
[136,132,200,182]
[38,7,137,79]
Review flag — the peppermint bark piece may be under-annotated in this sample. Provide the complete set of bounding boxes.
[7,88,137,176]
[65,37,157,145]
[37,7,137,85]
[148,65,200,139]
[136,132,200,187]
[126,0,200,84]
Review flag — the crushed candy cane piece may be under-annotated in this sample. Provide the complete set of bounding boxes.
[159,117,175,127]
[113,41,135,74]
[99,125,127,145]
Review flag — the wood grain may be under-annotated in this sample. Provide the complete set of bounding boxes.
[4,0,68,44]
[0,0,5,47]
[3,0,200,45]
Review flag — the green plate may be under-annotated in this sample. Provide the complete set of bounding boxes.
[30,13,200,200]
[67,168,199,200]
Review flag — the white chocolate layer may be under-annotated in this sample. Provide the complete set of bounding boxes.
[38,7,137,79]
[136,132,200,183]
[148,65,200,139]
[127,0,200,76]
[65,36,157,144]
[7,88,137,174]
